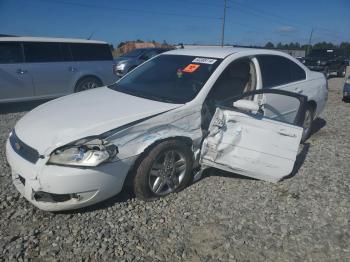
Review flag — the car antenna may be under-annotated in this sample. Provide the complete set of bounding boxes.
[87,31,95,40]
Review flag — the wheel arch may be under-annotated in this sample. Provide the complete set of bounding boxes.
[308,100,317,114]
[122,136,194,188]
[74,75,103,92]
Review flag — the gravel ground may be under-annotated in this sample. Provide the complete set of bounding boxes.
[1,70,349,262]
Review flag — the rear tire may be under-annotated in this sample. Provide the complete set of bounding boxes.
[133,140,193,201]
[301,105,314,143]
[323,67,330,79]
[75,77,102,92]
[337,66,346,77]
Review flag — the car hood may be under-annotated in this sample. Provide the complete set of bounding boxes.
[15,87,182,154]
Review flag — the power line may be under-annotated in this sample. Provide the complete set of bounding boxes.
[221,0,227,46]
[228,0,341,39]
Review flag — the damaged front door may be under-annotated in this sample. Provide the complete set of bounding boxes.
[200,89,307,182]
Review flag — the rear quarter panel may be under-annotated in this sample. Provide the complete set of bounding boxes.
[273,70,327,118]
[75,60,118,88]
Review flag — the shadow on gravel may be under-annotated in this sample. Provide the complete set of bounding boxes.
[310,117,326,137]
[283,143,310,180]
[201,168,256,181]
[0,99,51,114]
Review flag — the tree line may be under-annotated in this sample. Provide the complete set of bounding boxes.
[264,41,350,56]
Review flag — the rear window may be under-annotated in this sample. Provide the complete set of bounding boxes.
[70,43,112,61]
[0,42,24,63]
[23,42,62,63]
[258,55,306,89]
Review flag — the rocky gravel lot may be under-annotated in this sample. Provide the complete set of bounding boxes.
[1,70,350,261]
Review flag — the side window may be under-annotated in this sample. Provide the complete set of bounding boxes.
[228,90,306,126]
[23,42,62,63]
[290,60,306,82]
[258,55,306,89]
[0,42,24,63]
[60,43,72,61]
[208,58,256,102]
[70,43,112,61]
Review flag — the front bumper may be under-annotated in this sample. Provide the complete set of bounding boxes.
[6,140,135,211]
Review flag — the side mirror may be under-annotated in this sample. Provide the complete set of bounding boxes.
[233,99,259,112]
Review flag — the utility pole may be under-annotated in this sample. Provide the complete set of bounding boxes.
[221,0,227,47]
[307,28,314,55]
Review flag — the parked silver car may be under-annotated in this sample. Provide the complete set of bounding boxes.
[0,37,118,103]
[113,47,172,77]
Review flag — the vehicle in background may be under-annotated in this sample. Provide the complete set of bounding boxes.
[296,56,304,62]
[343,76,350,102]
[346,57,350,66]
[113,47,173,77]
[0,37,117,103]
[6,47,328,211]
[301,48,347,78]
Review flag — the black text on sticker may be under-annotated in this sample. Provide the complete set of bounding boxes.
[192,58,217,64]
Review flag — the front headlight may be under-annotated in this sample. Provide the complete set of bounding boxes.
[116,63,126,71]
[346,78,350,84]
[48,138,118,167]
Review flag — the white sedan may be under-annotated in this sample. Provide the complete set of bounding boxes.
[6,47,328,211]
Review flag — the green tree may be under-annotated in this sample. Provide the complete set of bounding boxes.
[313,42,335,49]
[117,42,125,48]
[340,42,350,56]
[264,42,275,49]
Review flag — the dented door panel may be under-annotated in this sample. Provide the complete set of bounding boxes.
[200,108,303,182]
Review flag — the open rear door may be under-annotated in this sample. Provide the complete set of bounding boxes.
[200,89,307,182]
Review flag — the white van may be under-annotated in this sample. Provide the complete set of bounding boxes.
[0,37,118,103]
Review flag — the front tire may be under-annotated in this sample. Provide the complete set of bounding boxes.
[301,105,314,143]
[133,140,193,201]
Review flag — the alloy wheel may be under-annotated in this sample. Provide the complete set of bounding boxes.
[148,150,187,196]
[80,81,98,91]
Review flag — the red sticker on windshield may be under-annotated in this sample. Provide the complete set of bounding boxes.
[182,64,200,73]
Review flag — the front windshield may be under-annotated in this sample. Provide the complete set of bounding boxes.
[109,55,222,103]
[121,49,145,57]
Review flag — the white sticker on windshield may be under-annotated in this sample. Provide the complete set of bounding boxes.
[192,58,217,64]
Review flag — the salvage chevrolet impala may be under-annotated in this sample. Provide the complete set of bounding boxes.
[6,47,328,211]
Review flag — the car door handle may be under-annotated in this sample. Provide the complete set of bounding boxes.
[277,129,297,138]
[295,88,303,94]
[68,67,77,72]
[16,69,28,75]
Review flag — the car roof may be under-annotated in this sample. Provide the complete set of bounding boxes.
[164,47,293,59]
[136,47,171,51]
[0,36,107,44]
[164,47,258,59]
